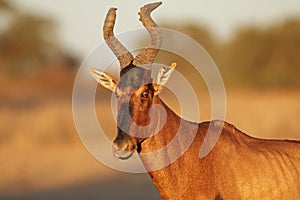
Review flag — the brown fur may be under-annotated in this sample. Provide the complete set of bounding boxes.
[139,96,300,200]
[92,3,300,197]
[90,66,300,199]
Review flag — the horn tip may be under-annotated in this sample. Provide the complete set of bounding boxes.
[141,2,162,13]
[108,7,117,13]
[151,2,163,7]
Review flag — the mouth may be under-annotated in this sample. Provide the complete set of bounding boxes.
[113,143,136,160]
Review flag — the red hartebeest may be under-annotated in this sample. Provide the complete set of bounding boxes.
[89,2,300,199]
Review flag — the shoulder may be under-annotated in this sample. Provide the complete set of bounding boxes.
[199,120,247,137]
[198,120,254,147]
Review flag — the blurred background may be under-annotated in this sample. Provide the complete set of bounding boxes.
[0,0,300,199]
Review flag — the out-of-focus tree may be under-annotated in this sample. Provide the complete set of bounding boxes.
[0,0,12,10]
[160,23,217,58]
[154,24,218,91]
[222,19,300,88]
[159,19,300,88]
[0,0,65,77]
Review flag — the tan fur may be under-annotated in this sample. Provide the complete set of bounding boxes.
[140,97,300,200]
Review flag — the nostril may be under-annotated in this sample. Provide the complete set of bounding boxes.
[129,143,136,151]
[113,139,118,146]
[121,143,129,151]
[113,141,136,152]
[113,142,128,152]
[112,141,137,160]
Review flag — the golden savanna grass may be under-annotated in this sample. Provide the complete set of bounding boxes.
[0,83,299,199]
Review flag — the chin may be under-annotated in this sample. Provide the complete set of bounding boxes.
[113,150,135,160]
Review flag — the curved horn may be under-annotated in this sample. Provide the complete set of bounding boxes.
[133,2,162,68]
[103,8,134,69]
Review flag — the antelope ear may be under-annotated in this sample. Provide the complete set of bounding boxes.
[154,63,177,95]
[88,67,117,91]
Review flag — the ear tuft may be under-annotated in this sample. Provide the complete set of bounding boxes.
[154,63,176,95]
[89,67,117,92]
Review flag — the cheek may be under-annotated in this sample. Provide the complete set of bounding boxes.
[134,113,151,126]
[140,96,154,113]
[131,101,152,125]
[140,99,151,111]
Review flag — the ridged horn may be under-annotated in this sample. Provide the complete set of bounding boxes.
[103,8,134,69]
[132,2,162,68]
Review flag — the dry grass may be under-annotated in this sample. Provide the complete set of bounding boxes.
[0,100,111,196]
[0,89,299,199]
[226,89,300,140]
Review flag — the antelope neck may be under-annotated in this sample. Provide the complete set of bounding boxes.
[137,97,206,199]
[137,96,201,171]
[138,97,181,154]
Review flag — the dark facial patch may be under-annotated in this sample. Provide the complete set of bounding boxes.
[113,63,155,157]
[117,102,132,133]
[215,192,223,200]
[119,63,151,90]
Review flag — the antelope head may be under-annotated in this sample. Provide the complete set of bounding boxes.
[89,2,176,160]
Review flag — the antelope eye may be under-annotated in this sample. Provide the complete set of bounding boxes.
[141,92,149,98]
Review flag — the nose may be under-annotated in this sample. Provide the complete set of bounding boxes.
[112,133,136,160]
